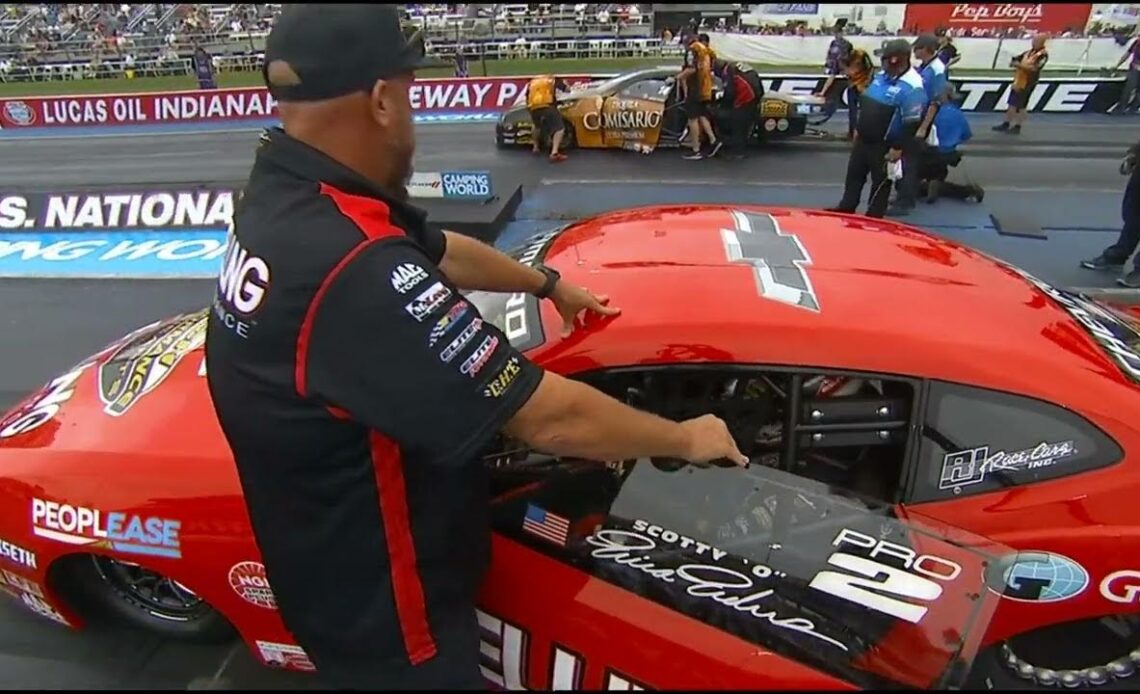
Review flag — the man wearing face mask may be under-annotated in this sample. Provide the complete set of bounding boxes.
[204,5,748,690]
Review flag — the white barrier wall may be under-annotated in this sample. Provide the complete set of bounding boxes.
[709,33,1131,71]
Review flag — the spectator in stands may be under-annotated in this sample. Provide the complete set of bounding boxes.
[713,58,762,159]
[1081,140,1140,288]
[676,33,722,160]
[1112,30,1140,114]
[453,49,468,78]
[993,34,1048,135]
[192,44,216,89]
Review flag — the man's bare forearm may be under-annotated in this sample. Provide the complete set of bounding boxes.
[438,231,545,294]
[506,374,693,462]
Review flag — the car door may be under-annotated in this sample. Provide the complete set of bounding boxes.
[598,78,669,153]
[477,365,1009,690]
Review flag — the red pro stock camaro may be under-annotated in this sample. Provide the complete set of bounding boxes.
[1,205,1140,690]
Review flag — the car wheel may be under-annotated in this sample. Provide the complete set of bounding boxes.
[967,616,1140,690]
[64,554,236,644]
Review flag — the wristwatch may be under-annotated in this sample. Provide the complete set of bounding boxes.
[535,265,561,299]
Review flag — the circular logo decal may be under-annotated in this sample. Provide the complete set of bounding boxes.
[986,551,1089,603]
[763,118,777,131]
[228,561,277,609]
[777,118,789,132]
[3,101,36,126]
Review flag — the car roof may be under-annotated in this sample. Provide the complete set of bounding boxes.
[532,204,1139,404]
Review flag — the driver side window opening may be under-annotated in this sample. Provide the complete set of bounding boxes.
[517,365,918,505]
[618,78,669,102]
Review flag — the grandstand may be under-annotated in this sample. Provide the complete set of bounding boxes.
[0,3,671,84]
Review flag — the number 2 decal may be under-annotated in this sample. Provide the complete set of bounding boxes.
[720,210,820,312]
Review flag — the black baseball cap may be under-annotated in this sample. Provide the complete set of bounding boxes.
[912,34,940,53]
[263,4,432,102]
[874,38,912,65]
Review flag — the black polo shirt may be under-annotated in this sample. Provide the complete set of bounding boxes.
[204,128,543,667]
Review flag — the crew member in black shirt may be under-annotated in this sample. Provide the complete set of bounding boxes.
[204,5,748,690]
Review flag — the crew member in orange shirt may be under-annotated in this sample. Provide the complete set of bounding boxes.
[994,34,1049,135]
[526,74,570,161]
[676,34,722,160]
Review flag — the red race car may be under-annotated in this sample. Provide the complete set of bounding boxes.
[2,205,1139,690]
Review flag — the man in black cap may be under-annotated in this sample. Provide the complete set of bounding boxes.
[204,4,748,690]
[826,39,928,219]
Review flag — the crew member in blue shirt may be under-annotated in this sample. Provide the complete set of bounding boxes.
[826,39,928,219]
[918,93,985,204]
[893,34,949,215]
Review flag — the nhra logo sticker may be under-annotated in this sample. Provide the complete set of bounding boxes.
[2,100,36,126]
[97,310,207,417]
[229,561,277,609]
[390,262,427,294]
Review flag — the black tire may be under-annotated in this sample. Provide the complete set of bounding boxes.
[59,554,236,644]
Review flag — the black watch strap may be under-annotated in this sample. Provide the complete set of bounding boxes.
[536,265,561,299]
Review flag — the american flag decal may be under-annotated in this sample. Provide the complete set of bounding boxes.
[522,504,570,546]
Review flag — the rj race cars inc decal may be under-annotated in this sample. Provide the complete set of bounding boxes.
[986,551,1090,603]
[97,310,206,417]
[0,360,90,439]
[807,528,962,624]
[229,561,277,609]
[939,440,1079,490]
[31,498,182,559]
[720,210,820,312]
[586,519,849,650]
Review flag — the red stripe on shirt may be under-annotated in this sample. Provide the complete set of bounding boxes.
[295,182,436,664]
[369,431,438,664]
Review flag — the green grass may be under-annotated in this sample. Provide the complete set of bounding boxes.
[0,57,1093,97]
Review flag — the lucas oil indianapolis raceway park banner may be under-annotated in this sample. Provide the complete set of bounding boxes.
[0,71,1131,133]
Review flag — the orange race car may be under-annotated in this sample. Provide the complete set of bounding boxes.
[495,66,828,153]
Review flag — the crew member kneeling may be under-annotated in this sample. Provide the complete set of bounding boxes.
[714,59,763,159]
[526,74,569,161]
[919,98,985,204]
[827,40,928,219]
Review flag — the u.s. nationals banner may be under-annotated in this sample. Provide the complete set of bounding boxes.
[903,3,1093,33]
[0,75,599,130]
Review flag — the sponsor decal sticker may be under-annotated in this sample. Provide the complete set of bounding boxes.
[522,503,571,546]
[0,570,68,625]
[0,361,90,439]
[441,171,493,199]
[808,528,962,624]
[406,172,444,199]
[405,281,452,322]
[440,318,483,363]
[721,209,819,312]
[1100,570,1140,604]
[256,640,315,670]
[461,335,499,377]
[428,301,470,347]
[939,440,1079,490]
[2,100,36,126]
[229,561,277,609]
[986,551,1089,603]
[97,310,207,416]
[588,519,849,650]
[0,538,37,570]
[31,498,182,559]
[390,262,427,294]
[483,356,522,398]
[761,100,788,118]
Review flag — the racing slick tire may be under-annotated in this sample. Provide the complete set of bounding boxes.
[59,554,236,644]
